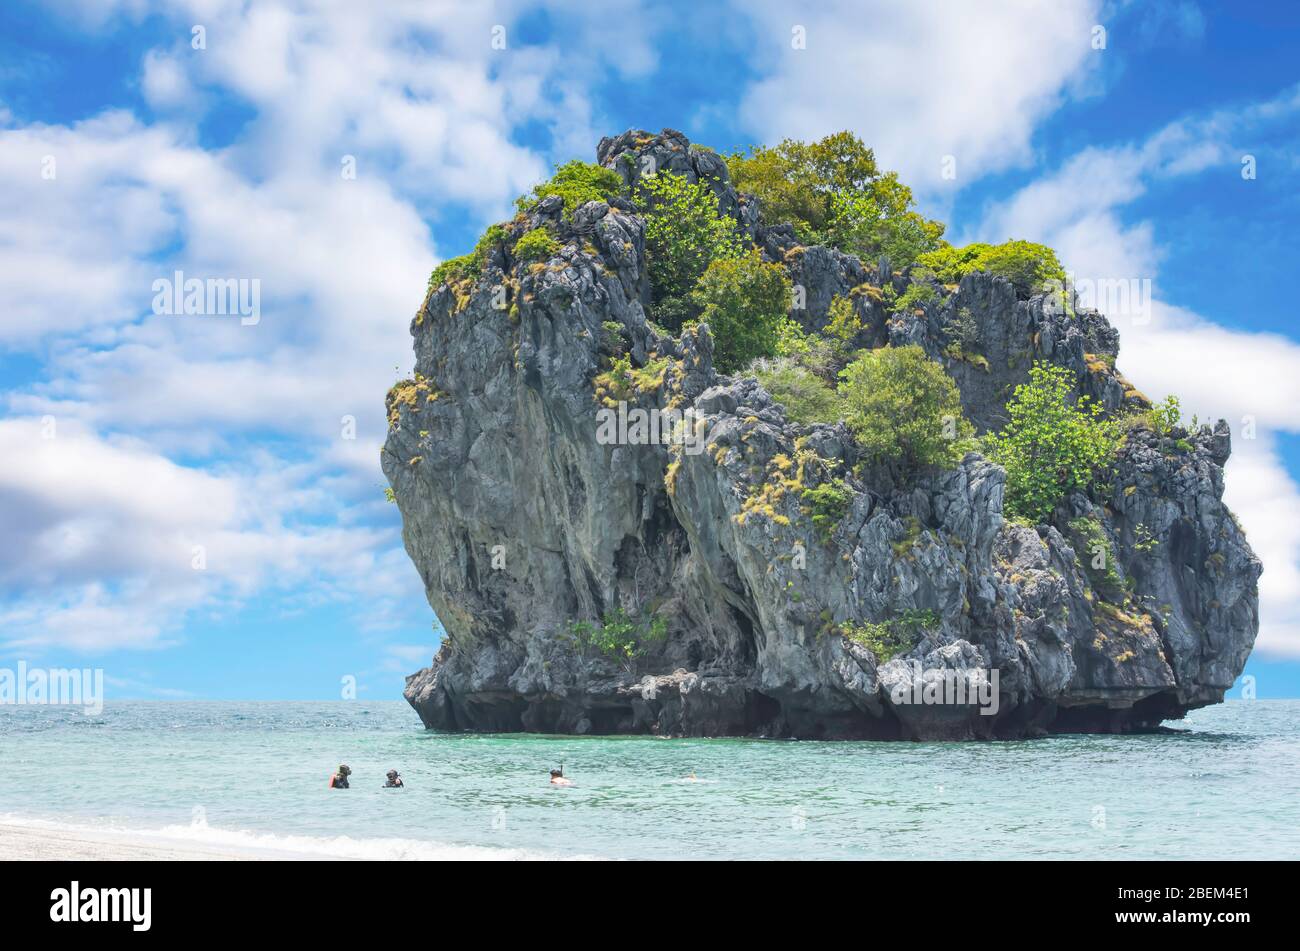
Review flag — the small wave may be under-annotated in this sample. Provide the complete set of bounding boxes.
[1,813,599,861]
[153,823,597,861]
[664,777,720,785]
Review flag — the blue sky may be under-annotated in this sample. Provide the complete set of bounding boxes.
[1,0,1298,701]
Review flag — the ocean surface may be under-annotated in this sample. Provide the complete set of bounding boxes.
[2,699,1297,860]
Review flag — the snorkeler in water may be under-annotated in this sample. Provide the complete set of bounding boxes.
[549,767,574,787]
[384,769,404,788]
[329,764,351,789]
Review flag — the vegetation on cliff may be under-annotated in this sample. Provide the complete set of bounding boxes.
[986,362,1120,523]
[564,608,668,669]
[916,241,1066,297]
[516,160,623,217]
[725,132,945,267]
[424,129,1171,528]
[689,250,790,372]
[639,170,744,329]
[839,345,976,472]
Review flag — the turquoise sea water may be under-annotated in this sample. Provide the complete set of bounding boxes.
[1,700,1297,860]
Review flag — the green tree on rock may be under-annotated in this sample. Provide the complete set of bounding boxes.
[916,241,1065,298]
[639,171,743,328]
[726,131,945,267]
[838,345,974,471]
[517,160,624,218]
[986,362,1120,523]
[689,251,790,373]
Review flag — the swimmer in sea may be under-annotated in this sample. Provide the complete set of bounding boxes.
[384,769,404,788]
[329,764,351,789]
[549,767,574,787]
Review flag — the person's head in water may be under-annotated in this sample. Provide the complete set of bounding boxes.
[330,764,351,788]
[549,767,573,786]
[385,769,403,787]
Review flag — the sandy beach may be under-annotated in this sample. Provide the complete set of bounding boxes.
[0,821,330,861]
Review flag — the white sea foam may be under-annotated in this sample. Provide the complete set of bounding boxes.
[0,813,598,861]
[151,822,598,861]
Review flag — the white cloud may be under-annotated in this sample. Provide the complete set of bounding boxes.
[0,110,436,455]
[140,50,193,109]
[735,0,1103,192]
[379,643,438,673]
[0,0,676,666]
[0,417,235,587]
[0,112,181,344]
[0,416,426,652]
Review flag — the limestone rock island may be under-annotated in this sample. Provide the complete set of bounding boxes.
[383,129,1260,740]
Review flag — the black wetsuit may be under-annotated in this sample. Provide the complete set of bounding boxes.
[384,777,403,787]
[331,774,349,788]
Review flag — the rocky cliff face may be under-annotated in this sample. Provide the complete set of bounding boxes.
[383,129,1260,740]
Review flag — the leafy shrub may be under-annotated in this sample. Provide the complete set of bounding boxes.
[892,280,938,314]
[840,609,939,662]
[688,250,790,372]
[800,479,853,538]
[427,223,511,290]
[773,319,839,378]
[517,160,623,218]
[640,171,743,325]
[985,362,1120,523]
[514,226,560,262]
[942,305,990,370]
[1148,394,1182,436]
[725,131,944,266]
[824,294,863,344]
[837,345,975,471]
[753,359,843,425]
[565,607,667,668]
[474,223,509,258]
[593,354,670,407]
[775,317,812,358]
[944,306,981,351]
[594,353,635,403]
[600,320,626,354]
[824,190,946,269]
[1121,394,1193,454]
[649,295,697,333]
[428,253,478,290]
[916,240,1065,297]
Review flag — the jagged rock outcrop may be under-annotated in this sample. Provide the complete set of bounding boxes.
[384,129,1260,740]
